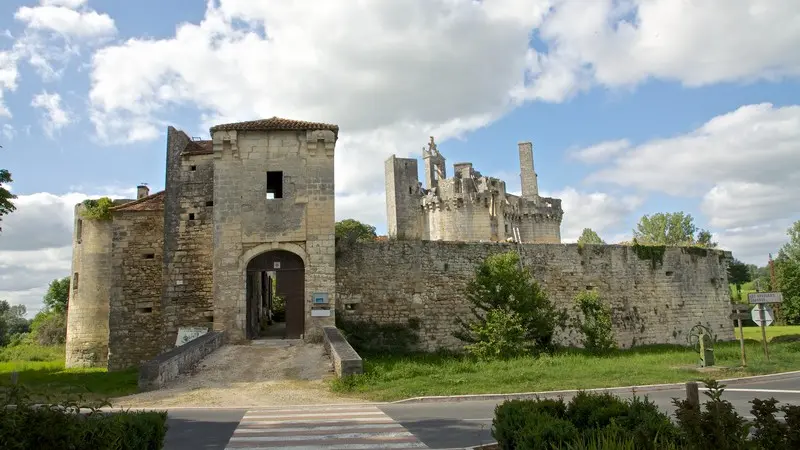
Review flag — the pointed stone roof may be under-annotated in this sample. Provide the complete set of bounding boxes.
[182,139,213,155]
[209,117,339,134]
[110,191,165,212]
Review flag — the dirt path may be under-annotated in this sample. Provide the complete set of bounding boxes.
[111,340,366,408]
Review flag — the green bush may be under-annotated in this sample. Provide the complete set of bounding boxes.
[493,398,572,450]
[336,316,420,355]
[465,309,529,359]
[572,289,617,355]
[0,344,63,362]
[1,383,168,450]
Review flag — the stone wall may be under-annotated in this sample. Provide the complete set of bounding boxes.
[162,127,215,349]
[335,241,734,351]
[108,210,165,371]
[65,206,113,368]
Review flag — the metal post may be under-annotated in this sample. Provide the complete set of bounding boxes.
[686,381,700,408]
[760,303,770,361]
[738,318,746,367]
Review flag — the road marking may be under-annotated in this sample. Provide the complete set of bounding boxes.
[225,405,429,449]
[699,388,800,395]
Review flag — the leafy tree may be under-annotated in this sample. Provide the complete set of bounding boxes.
[43,276,70,315]
[0,167,16,233]
[455,251,566,358]
[727,258,752,301]
[335,219,377,242]
[29,310,66,345]
[776,220,800,324]
[0,300,30,346]
[632,212,716,247]
[577,228,605,245]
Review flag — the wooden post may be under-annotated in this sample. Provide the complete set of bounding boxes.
[738,317,747,367]
[760,303,770,361]
[686,381,700,408]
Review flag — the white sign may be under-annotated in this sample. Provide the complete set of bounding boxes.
[748,292,783,304]
[176,327,208,346]
[311,309,331,317]
[751,305,774,327]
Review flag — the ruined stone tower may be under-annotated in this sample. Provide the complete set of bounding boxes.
[385,138,563,243]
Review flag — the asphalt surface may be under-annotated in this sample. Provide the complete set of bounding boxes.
[162,371,800,450]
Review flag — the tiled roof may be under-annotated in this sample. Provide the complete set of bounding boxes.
[209,117,339,134]
[110,191,165,212]
[182,139,213,155]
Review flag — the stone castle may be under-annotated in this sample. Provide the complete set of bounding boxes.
[65,117,734,371]
[385,137,563,243]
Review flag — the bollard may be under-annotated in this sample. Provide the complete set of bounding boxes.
[686,381,700,408]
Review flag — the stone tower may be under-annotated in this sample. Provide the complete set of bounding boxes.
[385,155,423,240]
[64,203,114,368]
[518,142,538,199]
[209,117,338,343]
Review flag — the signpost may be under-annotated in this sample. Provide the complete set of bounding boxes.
[748,291,783,362]
[730,303,749,367]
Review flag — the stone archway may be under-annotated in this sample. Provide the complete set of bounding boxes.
[245,250,305,339]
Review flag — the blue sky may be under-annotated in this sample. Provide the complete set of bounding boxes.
[1,0,799,315]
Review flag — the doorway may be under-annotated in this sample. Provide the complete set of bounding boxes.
[245,250,305,339]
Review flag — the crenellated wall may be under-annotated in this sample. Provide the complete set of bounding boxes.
[335,241,734,351]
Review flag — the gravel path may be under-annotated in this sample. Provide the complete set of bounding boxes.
[110,340,366,408]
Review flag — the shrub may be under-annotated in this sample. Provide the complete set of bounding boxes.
[572,289,617,355]
[465,309,528,359]
[1,383,168,450]
[455,251,566,358]
[336,316,419,354]
[672,380,751,450]
[493,397,571,450]
[80,197,115,220]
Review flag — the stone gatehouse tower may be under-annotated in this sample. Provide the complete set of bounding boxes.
[65,117,338,370]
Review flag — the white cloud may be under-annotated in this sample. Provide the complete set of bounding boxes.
[15,4,116,39]
[2,124,15,142]
[568,139,630,164]
[31,91,72,137]
[42,0,87,8]
[516,0,800,102]
[546,187,644,243]
[0,50,20,117]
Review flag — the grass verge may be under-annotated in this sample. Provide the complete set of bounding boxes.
[0,345,138,404]
[331,338,800,402]
[735,324,800,341]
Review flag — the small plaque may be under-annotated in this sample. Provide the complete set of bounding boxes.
[176,327,208,347]
[273,261,281,269]
[312,292,329,304]
[311,309,331,317]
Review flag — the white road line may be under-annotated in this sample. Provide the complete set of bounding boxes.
[699,388,800,394]
[233,424,405,433]
[225,444,427,450]
[244,411,386,419]
[238,417,397,425]
[229,432,416,442]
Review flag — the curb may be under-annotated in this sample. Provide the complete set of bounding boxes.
[390,369,800,404]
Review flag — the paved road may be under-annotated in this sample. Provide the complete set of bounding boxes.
[163,372,800,450]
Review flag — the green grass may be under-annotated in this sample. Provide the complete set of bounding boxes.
[735,325,800,341]
[0,345,138,404]
[331,339,800,401]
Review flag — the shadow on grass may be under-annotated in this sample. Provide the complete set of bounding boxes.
[0,365,139,403]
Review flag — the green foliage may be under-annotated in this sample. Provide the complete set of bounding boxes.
[335,218,377,242]
[80,197,115,220]
[775,220,800,325]
[0,344,63,362]
[455,251,566,358]
[572,290,616,355]
[577,228,605,245]
[1,381,167,450]
[0,167,16,233]
[632,212,716,248]
[727,258,752,301]
[43,277,70,316]
[464,309,528,359]
[631,240,666,269]
[672,380,751,450]
[28,310,66,346]
[0,301,29,347]
[336,316,419,355]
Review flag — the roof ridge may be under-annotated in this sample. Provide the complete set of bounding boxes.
[209,117,339,134]
[110,190,166,212]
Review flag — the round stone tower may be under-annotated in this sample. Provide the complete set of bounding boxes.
[65,203,114,368]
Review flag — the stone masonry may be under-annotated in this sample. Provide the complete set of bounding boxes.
[336,241,734,351]
[385,137,563,244]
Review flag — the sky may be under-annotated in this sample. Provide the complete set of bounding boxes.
[0,0,799,317]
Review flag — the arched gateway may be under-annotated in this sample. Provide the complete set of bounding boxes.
[245,250,305,339]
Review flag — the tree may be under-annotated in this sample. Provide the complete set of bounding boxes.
[335,219,377,242]
[577,228,605,245]
[454,251,566,358]
[776,220,800,324]
[0,167,16,232]
[727,258,751,301]
[43,276,70,315]
[632,212,716,247]
[0,300,30,346]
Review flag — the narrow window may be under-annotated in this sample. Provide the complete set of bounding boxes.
[143,253,155,259]
[73,272,79,291]
[205,200,213,207]
[190,165,197,171]
[266,171,283,199]
[188,213,195,220]
[76,219,83,243]
[137,307,153,314]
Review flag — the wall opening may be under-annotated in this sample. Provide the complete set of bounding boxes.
[190,165,197,171]
[76,219,83,243]
[137,307,153,314]
[143,253,155,259]
[266,171,283,199]
[246,250,304,340]
[205,200,214,207]
[73,272,79,291]
[188,213,195,220]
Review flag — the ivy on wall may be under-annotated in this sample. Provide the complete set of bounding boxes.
[631,239,666,269]
[79,197,114,220]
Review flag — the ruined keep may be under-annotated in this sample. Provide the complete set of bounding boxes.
[385,137,563,243]
[65,117,733,371]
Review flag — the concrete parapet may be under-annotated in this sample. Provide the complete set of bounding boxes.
[137,331,224,391]
[322,326,363,377]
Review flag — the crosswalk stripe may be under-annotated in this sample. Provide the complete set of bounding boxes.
[224,405,429,449]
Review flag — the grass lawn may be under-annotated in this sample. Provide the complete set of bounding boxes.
[735,325,800,341]
[0,345,138,404]
[332,337,800,402]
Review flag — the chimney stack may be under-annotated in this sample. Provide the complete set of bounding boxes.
[137,184,149,199]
